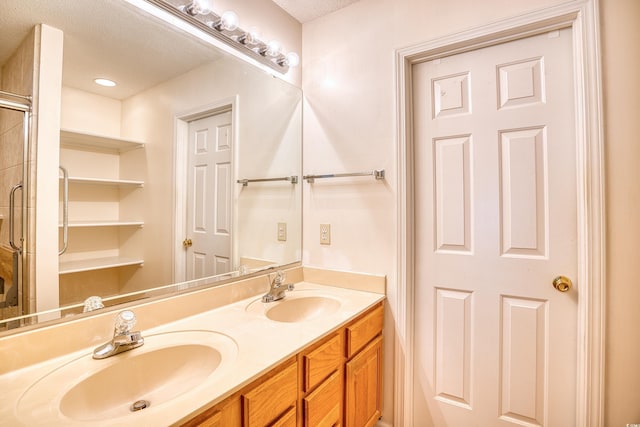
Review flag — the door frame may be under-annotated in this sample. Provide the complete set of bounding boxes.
[394,2,604,426]
[173,96,239,283]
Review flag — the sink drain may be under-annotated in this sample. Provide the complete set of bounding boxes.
[130,399,151,412]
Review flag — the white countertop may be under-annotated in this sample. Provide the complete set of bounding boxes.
[0,282,384,426]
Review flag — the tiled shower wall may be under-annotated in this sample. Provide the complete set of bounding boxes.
[0,29,35,322]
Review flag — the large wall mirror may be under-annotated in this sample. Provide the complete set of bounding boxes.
[0,0,302,332]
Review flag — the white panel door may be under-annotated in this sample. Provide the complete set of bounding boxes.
[413,28,577,426]
[186,111,232,280]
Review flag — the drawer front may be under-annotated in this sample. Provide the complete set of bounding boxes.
[346,304,384,358]
[243,361,298,427]
[194,410,221,427]
[303,369,342,427]
[271,406,297,427]
[303,332,343,392]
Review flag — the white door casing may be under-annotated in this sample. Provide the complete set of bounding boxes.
[185,111,233,280]
[395,3,604,427]
[413,28,575,426]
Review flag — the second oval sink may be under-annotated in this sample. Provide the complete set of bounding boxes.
[247,294,342,322]
[17,330,238,425]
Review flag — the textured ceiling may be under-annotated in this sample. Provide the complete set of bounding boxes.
[0,0,353,100]
[0,0,223,100]
[271,0,361,23]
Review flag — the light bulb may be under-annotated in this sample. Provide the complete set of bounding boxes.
[266,40,281,57]
[238,26,260,45]
[220,11,239,31]
[285,52,300,67]
[183,0,213,16]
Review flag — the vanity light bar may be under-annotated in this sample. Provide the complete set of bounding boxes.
[143,0,297,74]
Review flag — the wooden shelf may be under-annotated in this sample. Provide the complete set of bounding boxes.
[60,128,144,153]
[59,221,144,228]
[59,256,144,275]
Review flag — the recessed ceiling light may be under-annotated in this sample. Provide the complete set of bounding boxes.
[94,78,116,87]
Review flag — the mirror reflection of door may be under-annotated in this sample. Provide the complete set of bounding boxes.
[184,111,233,280]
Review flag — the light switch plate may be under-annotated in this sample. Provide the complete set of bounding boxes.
[277,222,287,241]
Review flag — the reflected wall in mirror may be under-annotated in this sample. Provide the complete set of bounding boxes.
[0,0,302,332]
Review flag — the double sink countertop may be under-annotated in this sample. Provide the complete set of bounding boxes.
[0,277,385,426]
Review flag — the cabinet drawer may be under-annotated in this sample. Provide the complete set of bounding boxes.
[180,392,241,427]
[303,369,342,427]
[271,406,296,427]
[346,304,383,358]
[303,332,343,392]
[194,410,221,427]
[243,361,297,427]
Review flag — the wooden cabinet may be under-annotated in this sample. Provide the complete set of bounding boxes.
[345,336,383,427]
[182,301,384,427]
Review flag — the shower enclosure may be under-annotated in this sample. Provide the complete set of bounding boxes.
[0,90,30,330]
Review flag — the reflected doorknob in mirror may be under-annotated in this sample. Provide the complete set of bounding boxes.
[552,275,573,292]
[183,238,193,248]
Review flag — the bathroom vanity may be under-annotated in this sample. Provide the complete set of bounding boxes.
[0,267,385,426]
[182,302,384,427]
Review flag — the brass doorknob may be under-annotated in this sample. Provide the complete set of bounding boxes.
[182,238,192,248]
[552,275,573,292]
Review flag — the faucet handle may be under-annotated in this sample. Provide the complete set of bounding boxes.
[114,310,137,335]
[271,270,286,286]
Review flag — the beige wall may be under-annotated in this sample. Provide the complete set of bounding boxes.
[119,57,301,293]
[601,0,640,424]
[302,0,638,424]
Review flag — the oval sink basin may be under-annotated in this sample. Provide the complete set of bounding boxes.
[17,330,237,424]
[247,294,342,322]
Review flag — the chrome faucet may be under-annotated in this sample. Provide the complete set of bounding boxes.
[93,310,144,359]
[261,270,294,303]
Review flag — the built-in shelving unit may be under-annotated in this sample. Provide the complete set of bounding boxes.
[59,128,145,276]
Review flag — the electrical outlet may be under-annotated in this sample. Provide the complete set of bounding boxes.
[277,222,287,241]
[320,224,331,245]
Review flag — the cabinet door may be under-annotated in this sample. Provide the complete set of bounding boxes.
[345,336,383,427]
[243,361,297,427]
[303,369,342,427]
